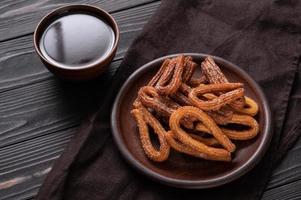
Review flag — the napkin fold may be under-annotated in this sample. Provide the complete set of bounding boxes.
[37,0,301,199]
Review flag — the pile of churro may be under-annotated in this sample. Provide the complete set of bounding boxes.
[131,55,259,162]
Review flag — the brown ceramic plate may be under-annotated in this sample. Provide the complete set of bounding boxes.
[111,53,272,189]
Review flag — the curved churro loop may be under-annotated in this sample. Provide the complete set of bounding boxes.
[222,114,259,140]
[131,106,170,162]
[170,106,234,157]
[166,131,228,161]
[156,55,184,95]
[229,97,246,110]
[148,59,171,86]
[166,131,208,159]
[139,86,173,118]
[201,93,234,125]
[133,59,171,109]
[189,134,220,147]
[201,57,245,109]
[189,83,244,111]
[139,86,194,129]
[195,114,259,140]
[235,96,259,116]
[202,93,256,117]
[170,90,232,125]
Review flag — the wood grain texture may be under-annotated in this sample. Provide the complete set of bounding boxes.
[266,136,301,190]
[0,1,160,199]
[0,1,160,146]
[0,0,157,41]
[0,1,160,93]
[0,0,300,199]
[0,128,74,200]
[263,179,301,200]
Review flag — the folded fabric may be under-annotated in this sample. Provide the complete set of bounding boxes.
[37,0,301,199]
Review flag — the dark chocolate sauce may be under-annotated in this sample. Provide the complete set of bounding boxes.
[39,13,115,67]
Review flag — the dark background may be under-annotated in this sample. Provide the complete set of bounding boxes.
[0,0,300,199]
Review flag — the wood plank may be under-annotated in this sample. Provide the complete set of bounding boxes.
[0,2,160,199]
[0,0,157,41]
[3,138,301,200]
[263,179,301,200]
[0,2,160,147]
[0,1,160,93]
[0,127,74,174]
[0,128,74,199]
[0,61,122,147]
[266,136,301,190]
[1,1,300,199]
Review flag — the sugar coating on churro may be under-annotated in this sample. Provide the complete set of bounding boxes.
[131,55,259,162]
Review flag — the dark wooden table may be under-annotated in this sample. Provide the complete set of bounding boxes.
[0,1,300,199]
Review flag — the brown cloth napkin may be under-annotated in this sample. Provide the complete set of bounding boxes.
[37,0,301,199]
